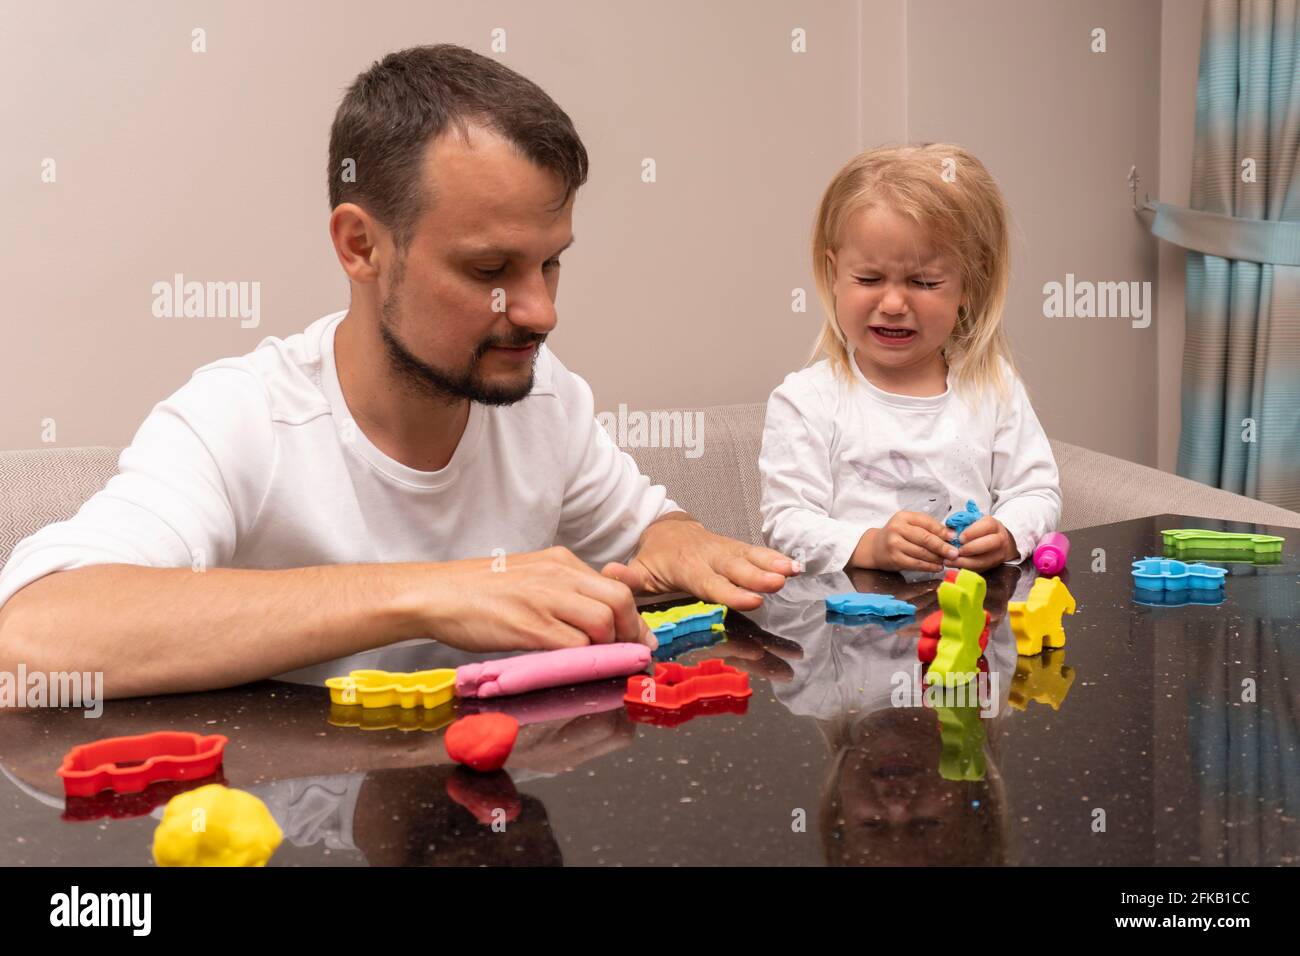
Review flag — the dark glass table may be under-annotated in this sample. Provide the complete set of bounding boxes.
[1,514,1295,866]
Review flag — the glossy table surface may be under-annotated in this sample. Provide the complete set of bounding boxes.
[1,514,1296,866]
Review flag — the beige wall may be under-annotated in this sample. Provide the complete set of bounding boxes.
[1157,0,1205,471]
[2,0,1191,468]
[906,0,1163,465]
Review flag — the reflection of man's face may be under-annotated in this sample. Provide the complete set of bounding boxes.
[831,708,999,866]
[379,122,575,406]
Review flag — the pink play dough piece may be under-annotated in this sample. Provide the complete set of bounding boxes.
[458,680,628,726]
[455,643,652,699]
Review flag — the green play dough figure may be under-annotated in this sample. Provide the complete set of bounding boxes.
[926,569,987,689]
[936,705,987,781]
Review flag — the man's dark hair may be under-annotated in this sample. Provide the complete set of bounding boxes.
[328,44,589,250]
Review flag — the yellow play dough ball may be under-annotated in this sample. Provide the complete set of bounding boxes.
[153,784,283,867]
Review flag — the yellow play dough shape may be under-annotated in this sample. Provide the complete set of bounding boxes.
[1008,648,1076,711]
[153,784,283,867]
[1008,577,1076,656]
[324,668,457,709]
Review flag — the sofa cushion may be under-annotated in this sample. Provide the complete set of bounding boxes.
[0,447,124,572]
[1,407,1296,571]
[621,404,1299,547]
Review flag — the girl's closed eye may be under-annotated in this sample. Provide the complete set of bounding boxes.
[852,275,945,289]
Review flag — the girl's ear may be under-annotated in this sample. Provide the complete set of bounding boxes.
[825,249,837,276]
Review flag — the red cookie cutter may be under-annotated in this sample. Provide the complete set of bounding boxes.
[624,659,752,710]
[57,731,229,797]
[62,771,228,822]
[917,609,990,663]
[626,693,750,727]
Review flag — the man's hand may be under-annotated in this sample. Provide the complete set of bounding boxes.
[599,512,797,611]
[950,516,1018,571]
[422,547,655,652]
[509,711,634,773]
[852,511,957,572]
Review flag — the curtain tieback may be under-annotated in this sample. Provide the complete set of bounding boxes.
[1143,201,1300,266]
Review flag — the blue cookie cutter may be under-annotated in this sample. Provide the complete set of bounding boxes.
[652,627,725,662]
[824,593,917,618]
[945,500,982,548]
[1131,586,1225,608]
[1130,557,1228,592]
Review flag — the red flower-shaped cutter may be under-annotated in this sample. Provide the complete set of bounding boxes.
[624,659,752,710]
[57,731,229,797]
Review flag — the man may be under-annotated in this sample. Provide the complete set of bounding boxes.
[0,44,797,699]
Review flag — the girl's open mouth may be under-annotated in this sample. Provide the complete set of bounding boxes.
[869,326,917,346]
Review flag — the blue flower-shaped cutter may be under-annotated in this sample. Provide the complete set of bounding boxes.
[1131,586,1225,608]
[1131,556,1228,592]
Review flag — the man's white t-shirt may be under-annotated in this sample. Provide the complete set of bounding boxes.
[759,355,1061,576]
[0,310,681,610]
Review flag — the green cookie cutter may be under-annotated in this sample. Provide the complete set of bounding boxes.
[1160,528,1283,559]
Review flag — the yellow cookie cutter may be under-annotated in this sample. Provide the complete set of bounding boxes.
[325,668,457,710]
[328,702,456,732]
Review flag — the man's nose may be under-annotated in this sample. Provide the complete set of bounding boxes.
[506,273,558,335]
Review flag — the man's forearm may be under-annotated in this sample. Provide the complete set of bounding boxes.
[0,563,431,699]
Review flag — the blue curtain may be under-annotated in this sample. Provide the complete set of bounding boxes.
[1146,0,1300,511]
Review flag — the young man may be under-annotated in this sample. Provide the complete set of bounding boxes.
[0,45,796,698]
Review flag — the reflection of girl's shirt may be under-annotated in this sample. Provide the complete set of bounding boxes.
[744,571,1016,721]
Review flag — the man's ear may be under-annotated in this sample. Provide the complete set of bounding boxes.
[330,202,384,284]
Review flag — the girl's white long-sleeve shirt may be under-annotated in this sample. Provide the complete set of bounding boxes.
[759,355,1061,576]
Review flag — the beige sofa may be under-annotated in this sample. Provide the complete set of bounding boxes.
[1,404,1297,571]
[619,404,1300,545]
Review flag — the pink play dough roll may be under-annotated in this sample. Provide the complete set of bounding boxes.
[458,680,629,725]
[455,643,652,699]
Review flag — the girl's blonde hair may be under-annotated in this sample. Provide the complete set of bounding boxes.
[811,143,1016,400]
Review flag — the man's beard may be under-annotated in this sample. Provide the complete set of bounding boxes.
[379,283,544,407]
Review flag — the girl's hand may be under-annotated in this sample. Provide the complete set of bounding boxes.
[854,511,958,572]
[951,516,1018,570]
